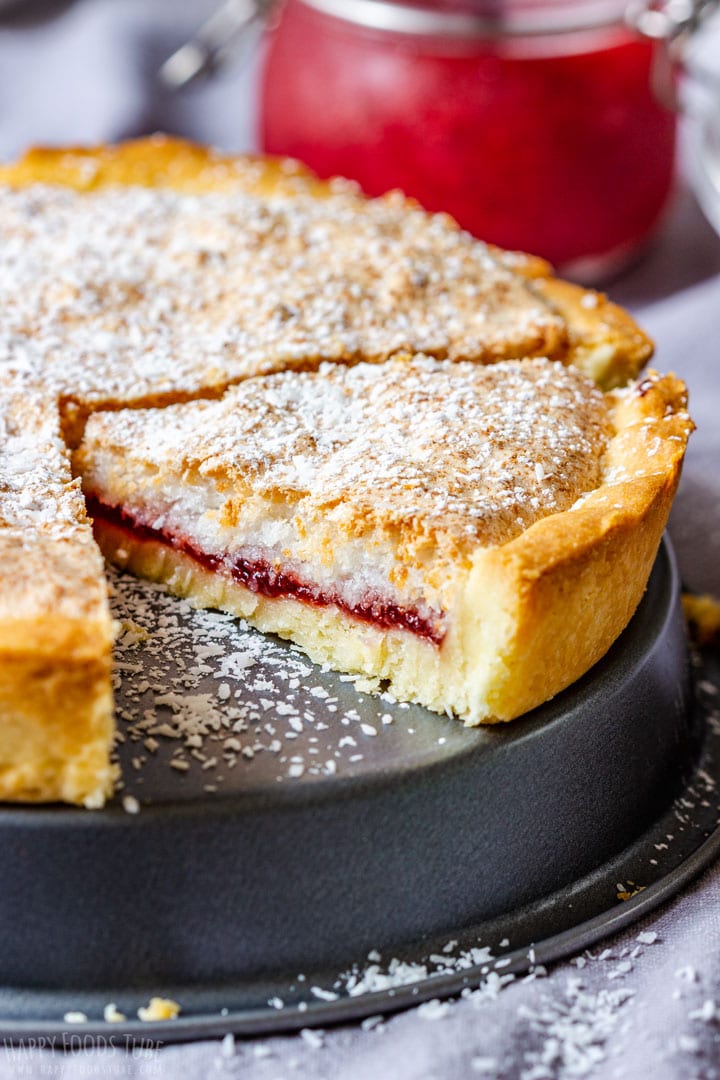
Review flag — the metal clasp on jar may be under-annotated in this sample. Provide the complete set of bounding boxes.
[626,0,719,110]
[160,0,719,101]
[158,0,279,89]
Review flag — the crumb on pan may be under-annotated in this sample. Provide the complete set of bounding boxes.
[63,1011,88,1024]
[616,881,645,902]
[137,996,181,1022]
[682,593,720,647]
[103,1002,126,1023]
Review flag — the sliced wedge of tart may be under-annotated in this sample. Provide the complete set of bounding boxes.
[0,377,115,806]
[76,356,692,724]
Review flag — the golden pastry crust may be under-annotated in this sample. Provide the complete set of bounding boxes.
[532,278,654,389]
[463,370,693,719]
[78,361,692,724]
[0,134,331,198]
[485,242,654,389]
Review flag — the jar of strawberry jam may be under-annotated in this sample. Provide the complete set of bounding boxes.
[261,0,681,280]
[161,0,719,280]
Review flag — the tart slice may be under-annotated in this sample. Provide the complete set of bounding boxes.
[0,377,115,805]
[76,356,692,724]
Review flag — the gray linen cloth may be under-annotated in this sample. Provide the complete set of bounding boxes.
[1,3,720,1077]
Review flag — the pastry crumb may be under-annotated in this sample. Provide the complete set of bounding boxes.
[121,794,141,815]
[117,619,150,647]
[103,1002,126,1023]
[683,592,720,646]
[138,997,181,1022]
[220,1032,235,1057]
[616,880,645,902]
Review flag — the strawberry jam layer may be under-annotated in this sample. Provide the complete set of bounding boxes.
[87,498,445,646]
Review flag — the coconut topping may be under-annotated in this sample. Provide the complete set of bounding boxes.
[0,377,84,536]
[0,376,107,625]
[0,182,566,416]
[78,356,611,565]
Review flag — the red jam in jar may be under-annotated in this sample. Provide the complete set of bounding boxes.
[261,0,677,278]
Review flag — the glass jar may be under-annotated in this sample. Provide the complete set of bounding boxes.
[260,0,677,279]
[161,0,719,280]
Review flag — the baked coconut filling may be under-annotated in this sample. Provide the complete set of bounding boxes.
[75,355,637,722]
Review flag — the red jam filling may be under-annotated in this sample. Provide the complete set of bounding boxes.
[87,497,445,646]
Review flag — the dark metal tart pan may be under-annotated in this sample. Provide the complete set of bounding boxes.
[1,537,715,1040]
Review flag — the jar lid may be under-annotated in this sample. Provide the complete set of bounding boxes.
[160,0,718,86]
[298,0,631,36]
[158,0,720,243]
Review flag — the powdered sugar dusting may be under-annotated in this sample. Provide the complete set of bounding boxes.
[0,181,565,416]
[81,357,610,572]
[0,375,109,624]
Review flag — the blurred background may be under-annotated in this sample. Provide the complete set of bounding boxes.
[0,0,261,156]
[1,0,719,285]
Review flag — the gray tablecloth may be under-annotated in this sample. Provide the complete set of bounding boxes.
[2,3,720,1077]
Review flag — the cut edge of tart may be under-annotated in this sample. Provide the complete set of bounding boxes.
[0,378,116,806]
[75,358,692,726]
[0,529,116,807]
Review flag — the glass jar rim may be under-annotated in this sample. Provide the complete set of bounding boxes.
[296,0,633,37]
